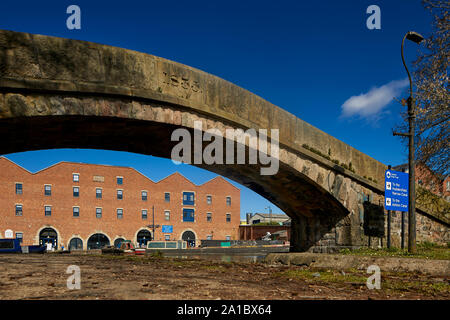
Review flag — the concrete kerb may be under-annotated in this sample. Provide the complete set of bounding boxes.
[264,253,450,276]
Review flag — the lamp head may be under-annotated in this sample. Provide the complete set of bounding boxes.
[406,31,424,44]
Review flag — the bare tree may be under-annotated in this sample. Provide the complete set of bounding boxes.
[406,0,449,178]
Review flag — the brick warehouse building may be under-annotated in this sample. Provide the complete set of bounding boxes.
[0,157,240,250]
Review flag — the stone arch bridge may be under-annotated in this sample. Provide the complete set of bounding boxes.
[0,30,422,252]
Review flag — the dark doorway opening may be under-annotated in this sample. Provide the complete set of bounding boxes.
[39,228,58,249]
[69,237,83,250]
[136,230,152,248]
[182,231,196,247]
[87,233,110,250]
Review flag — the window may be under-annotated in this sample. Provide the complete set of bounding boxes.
[96,208,102,219]
[165,192,170,202]
[73,207,80,217]
[226,196,231,206]
[16,232,23,243]
[73,174,79,182]
[142,209,147,220]
[206,212,212,222]
[44,185,51,196]
[164,211,170,221]
[73,187,79,197]
[117,208,123,219]
[141,191,148,201]
[15,205,23,216]
[45,206,51,216]
[183,208,195,222]
[447,181,450,191]
[96,188,102,199]
[183,192,195,205]
[15,183,23,195]
[206,235,212,240]
[206,195,212,205]
[225,236,231,241]
[226,213,231,223]
[117,190,123,200]
[117,177,123,185]
[164,234,170,241]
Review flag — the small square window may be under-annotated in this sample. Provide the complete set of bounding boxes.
[206,212,212,222]
[73,174,79,182]
[164,211,170,221]
[183,192,195,205]
[96,208,102,218]
[165,193,170,202]
[44,185,51,196]
[117,208,123,219]
[73,187,79,197]
[15,205,23,216]
[164,234,170,241]
[183,209,194,222]
[15,183,23,195]
[45,206,51,216]
[225,236,231,241]
[117,190,123,200]
[73,207,80,217]
[142,210,148,220]
[206,195,212,205]
[206,235,212,240]
[226,213,231,223]
[117,177,123,185]
[142,191,148,201]
[96,188,102,199]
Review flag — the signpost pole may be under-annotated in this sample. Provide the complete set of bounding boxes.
[401,211,405,250]
[387,210,391,249]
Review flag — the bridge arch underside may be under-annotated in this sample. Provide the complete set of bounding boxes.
[0,92,367,252]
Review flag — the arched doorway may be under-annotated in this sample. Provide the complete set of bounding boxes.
[69,238,83,250]
[87,233,110,250]
[39,228,58,249]
[114,238,125,248]
[136,230,152,248]
[182,230,196,247]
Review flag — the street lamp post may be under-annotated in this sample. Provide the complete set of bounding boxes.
[394,31,424,254]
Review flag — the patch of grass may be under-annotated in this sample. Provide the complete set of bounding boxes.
[275,267,450,296]
[275,269,366,284]
[339,244,450,260]
[149,250,164,258]
[201,264,226,271]
[383,279,450,295]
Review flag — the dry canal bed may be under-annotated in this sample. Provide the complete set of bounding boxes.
[0,253,448,300]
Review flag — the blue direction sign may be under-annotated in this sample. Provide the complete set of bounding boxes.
[384,169,409,211]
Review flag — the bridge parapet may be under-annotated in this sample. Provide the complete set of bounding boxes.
[0,30,387,184]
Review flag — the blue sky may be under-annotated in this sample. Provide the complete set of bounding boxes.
[0,0,433,218]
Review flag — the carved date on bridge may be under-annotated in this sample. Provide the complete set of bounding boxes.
[161,72,202,95]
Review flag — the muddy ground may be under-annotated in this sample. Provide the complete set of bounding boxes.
[0,253,448,300]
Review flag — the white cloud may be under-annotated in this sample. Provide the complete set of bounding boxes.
[341,79,408,118]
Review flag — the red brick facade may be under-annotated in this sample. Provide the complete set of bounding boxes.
[0,157,240,249]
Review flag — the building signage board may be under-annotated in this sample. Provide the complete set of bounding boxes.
[384,169,409,212]
[162,225,173,233]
